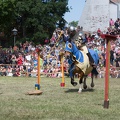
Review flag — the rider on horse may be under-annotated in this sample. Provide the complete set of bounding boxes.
[61,26,99,76]
[62,26,98,66]
[57,26,99,91]
[75,31,96,67]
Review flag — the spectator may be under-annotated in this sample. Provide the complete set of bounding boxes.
[16,54,24,66]
[115,53,120,70]
[109,18,115,28]
[97,28,101,36]
[7,65,13,77]
[110,49,115,65]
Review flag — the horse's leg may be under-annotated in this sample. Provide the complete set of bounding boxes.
[91,73,94,88]
[83,75,87,89]
[70,65,77,86]
[68,63,77,86]
[91,67,98,88]
[78,76,83,93]
[71,76,77,86]
[78,71,84,93]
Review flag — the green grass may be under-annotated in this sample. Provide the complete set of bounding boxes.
[0,76,120,120]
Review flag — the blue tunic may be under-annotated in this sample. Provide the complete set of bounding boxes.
[88,49,99,65]
[64,41,84,63]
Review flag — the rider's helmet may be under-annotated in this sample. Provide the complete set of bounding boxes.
[75,31,84,43]
[67,26,77,41]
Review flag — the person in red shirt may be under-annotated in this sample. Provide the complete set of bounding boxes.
[16,54,24,66]
[97,28,101,36]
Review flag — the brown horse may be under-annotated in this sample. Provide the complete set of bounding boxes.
[63,41,99,93]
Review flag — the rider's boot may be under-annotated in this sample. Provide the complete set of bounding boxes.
[87,52,96,67]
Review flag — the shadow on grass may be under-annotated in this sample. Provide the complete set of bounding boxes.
[65,88,95,93]
[82,88,95,92]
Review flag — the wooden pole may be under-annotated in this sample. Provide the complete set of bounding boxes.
[60,53,65,87]
[61,55,65,86]
[104,39,110,108]
[37,51,40,85]
[35,49,41,90]
[101,34,117,109]
[27,48,43,95]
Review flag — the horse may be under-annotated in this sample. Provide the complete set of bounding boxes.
[64,41,99,93]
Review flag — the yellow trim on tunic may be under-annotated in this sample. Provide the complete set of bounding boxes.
[81,45,88,54]
[74,51,93,75]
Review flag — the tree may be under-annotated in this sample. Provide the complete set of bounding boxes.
[0,0,16,36]
[0,0,18,47]
[0,0,69,46]
[68,21,78,28]
[15,0,69,44]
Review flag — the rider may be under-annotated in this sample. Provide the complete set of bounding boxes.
[60,26,99,78]
[59,26,97,67]
[75,31,96,67]
[58,26,78,76]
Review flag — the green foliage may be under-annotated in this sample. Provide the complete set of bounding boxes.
[0,0,69,46]
[69,21,79,27]
[0,0,16,34]
[16,0,68,43]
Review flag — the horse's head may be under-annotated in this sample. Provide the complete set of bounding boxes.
[64,41,73,58]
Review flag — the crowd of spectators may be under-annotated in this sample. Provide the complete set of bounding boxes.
[0,18,120,78]
[0,40,68,78]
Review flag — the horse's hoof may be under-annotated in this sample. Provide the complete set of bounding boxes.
[78,88,82,93]
[83,85,87,89]
[78,90,82,93]
[73,82,77,86]
[91,83,94,88]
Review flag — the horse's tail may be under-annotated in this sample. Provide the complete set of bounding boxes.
[91,67,99,78]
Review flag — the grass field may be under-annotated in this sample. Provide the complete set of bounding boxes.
[0,76,120,120]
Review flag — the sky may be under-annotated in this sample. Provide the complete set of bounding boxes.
[64,0,85,23]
